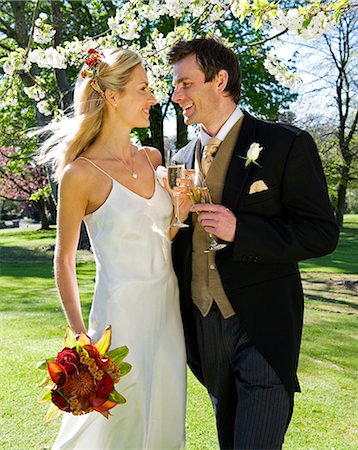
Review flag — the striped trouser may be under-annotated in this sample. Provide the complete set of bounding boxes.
[194,303,293,450]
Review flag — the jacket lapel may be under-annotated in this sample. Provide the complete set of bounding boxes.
[222,112,257,211]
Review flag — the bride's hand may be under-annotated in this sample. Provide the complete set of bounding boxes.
[163,177,192,222]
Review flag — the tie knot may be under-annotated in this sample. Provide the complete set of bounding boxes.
[201,137,222,176]
[203,137,222,158]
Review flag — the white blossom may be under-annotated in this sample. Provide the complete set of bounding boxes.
[33,12,56,45]
[108,7,142,41]
[231,0,251,23]
[298,12,329,40]
[3,60,15,76]
[264,50,301,89]
[286,9,305,31]
[34,27,56,44]
[270,8,287,33]
[24,85,46,101]
[36,100,52,116]
[0,88,18,109]
[3,52,31,75]
[28,47,67,69]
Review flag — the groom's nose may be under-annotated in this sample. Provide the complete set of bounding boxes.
[171,86,182,105]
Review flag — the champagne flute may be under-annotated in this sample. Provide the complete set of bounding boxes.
[188,171,227,252]
[167,164,189,229]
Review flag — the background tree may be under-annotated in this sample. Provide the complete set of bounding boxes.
[0,0,350,226]
[0,146,55,230]
[291,10,357,226]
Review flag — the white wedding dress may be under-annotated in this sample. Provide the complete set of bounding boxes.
[52,152,186,449]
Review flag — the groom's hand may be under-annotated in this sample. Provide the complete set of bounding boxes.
[191,203,237,242]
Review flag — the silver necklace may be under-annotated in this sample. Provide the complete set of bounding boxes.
[109,147,137,179]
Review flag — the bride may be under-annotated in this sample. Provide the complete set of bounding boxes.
[40,47,189,449]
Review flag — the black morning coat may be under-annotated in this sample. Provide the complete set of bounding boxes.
[172,111,339,394]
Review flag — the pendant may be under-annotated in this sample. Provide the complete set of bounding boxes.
[132,171,137,179]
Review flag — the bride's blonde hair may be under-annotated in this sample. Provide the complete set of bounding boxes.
[39,48,142,181]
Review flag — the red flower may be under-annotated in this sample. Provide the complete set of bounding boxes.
[56,348,80,375]
[95,373,114,399]
[87,48,97,55]
[51,390,71,412]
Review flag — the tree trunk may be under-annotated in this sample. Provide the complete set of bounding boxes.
[148,104,165,156]
[335,165,350,227]
[11,0,29,47]
[173,103,188,149]
[33,199,50,230]
[52,1,73,109]
[47,194,57,225]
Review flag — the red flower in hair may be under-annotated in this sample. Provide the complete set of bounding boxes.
[84,49,102,69]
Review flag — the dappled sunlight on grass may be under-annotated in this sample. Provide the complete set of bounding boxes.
[0,219,357,449]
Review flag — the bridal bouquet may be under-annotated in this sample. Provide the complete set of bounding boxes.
[37,326,131,422]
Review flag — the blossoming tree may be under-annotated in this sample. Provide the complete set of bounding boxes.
[0,146,55,229]
[0,0,351,221]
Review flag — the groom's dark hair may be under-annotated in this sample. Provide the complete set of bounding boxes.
[168,37,242,104]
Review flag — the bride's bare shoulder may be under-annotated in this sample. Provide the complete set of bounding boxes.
[140,146,162,168]
[59,158,100,194]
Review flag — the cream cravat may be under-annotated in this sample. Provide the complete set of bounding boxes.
[201,137,222,176]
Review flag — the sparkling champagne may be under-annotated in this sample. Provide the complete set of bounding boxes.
[167,165,184,189]
[190,186,211,204]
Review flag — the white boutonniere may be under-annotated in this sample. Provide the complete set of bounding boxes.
[239,142,263,168]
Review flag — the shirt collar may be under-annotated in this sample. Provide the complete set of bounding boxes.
[200,106,243,146]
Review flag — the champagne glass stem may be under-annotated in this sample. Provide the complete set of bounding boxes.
[170,191,189,228]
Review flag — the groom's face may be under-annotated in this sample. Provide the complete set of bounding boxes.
[172,54,220,129]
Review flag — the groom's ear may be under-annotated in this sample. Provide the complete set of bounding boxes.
[216,69,229,94]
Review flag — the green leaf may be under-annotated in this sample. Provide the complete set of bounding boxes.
[36,357,56,369]
[107,346,129,365]
[118,362,132,377]
[64,327,77,348]
[109,390,126,404]
[44,403,63,423]
[38,389,52,404]
[37,374,54,389]
[254,15,263,30]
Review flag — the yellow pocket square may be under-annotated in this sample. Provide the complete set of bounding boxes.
[249,180,269,194]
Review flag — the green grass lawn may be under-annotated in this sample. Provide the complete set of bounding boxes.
[0,216,357,449]
[299,214,358,274]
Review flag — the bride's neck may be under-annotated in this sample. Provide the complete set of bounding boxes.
[95,124,133,159]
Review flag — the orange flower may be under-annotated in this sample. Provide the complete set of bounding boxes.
[83,344,110,369]
[64,367,96,402]
[48,361,66,384]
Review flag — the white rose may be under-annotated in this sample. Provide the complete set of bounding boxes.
[247,142,263,161]
[156,165,168,187]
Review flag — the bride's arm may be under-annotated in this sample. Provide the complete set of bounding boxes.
[54,164,89,335]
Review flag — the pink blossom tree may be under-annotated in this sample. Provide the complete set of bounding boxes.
[0,146,55,230]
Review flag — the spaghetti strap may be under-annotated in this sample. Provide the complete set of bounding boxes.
[77,157,113,181]
[142,148,156,174]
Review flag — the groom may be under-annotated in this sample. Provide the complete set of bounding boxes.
[169,38,339,449]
